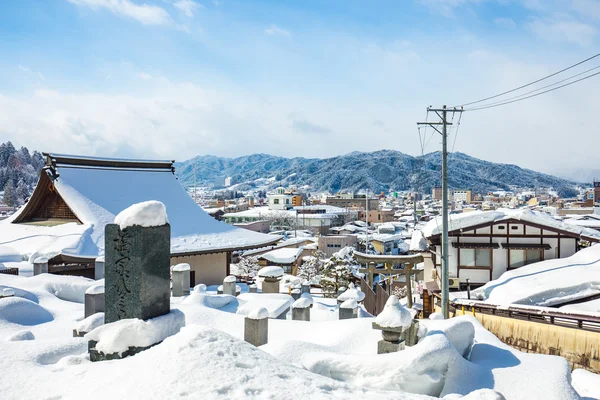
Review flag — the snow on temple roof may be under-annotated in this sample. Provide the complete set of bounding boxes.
[0,155,280,261]
[422,208,600,241]
[259,247,303,264]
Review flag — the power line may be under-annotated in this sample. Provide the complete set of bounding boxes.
[451,110,463,152]
[453,52,600,108]
[464,70,600,111]
[463,64,600,111]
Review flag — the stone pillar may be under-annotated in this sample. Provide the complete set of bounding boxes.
[258,267,283,294]
[183,270,190,295]
[249,284,258,293]
[292,298,311,321]
[401,320,420,347]
[33,257,48,276]
[372,323,405,354]
[85,285,105,318]
[104,223,171,323]
[339,299,357,320]
[244,308,268,347]
[261,277,280,294]
[291,288,301,300]
[405,265,413,309]
[223,275,237,296]
[95,256,105,280]
[301,283,311,294]
[172,270,185,297]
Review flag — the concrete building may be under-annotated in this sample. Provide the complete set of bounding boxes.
[318,235,358,257]
[453,190,472,204]
[326,195,379,210]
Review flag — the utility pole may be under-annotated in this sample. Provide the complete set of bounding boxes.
[413,192,418,226]
[365,189,369,253]
[418,105,462,319]
[193,160,197,205]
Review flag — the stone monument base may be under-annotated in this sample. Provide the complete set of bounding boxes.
[88,340,158,362]
[378,339,406,354]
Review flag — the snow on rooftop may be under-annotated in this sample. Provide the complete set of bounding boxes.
[471,244,600,307]
[0,164,280,260]
[114,200,168,230]
[410,230,428,252]
[422,208,600,240]
[259,248,303,264]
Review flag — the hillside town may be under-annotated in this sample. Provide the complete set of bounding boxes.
[2,1,600,399]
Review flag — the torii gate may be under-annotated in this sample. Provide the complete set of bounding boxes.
[353,251,424,308]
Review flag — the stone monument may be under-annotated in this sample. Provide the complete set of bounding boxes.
[372,295,412,354]
[104,223,171,323]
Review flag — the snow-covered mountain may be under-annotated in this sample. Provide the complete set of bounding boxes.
[175,150,581,197]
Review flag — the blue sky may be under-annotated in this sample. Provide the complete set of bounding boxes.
[0,0,599,176]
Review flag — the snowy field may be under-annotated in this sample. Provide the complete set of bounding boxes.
[0,273,598,400]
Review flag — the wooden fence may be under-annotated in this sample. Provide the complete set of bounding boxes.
[0,267,19,276]
[360,279,390,316]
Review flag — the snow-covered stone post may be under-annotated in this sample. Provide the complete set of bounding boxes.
[172,263,190,297]
[85,284,105,318]
[372,295,412,354]
[337,282,366,305]
[258,266,284,294]
[401,319,420,347]
[292,298,311,321]
[339,299,358,319]
[0,288,15,298]
[223,275,237,296]
[301,282,311,294]
[33,257,48,275]
[95,255,105,280]
[291,288,301,300]
[249,284,258,293]
[244,307,268,346]
[183,268,190,296]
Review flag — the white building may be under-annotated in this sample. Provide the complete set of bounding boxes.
[268,187,293,210]
[224,176,232,186]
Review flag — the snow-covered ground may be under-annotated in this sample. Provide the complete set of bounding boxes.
[1,273,598,399]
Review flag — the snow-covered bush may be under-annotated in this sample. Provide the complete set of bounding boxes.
[297,250,325,283]
[320,247,360,298]
[235,255,260,280]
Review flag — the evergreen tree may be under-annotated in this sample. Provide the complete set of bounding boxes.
[297,250,325,283]
[16,178,29,204]
[3,180,16,206]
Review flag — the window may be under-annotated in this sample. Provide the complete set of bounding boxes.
[286,199,290,204]
[509,249,543,269]
[459,248,491,268]
[498,226,505,230]
[274,199,280,204]
[511,226,518,230]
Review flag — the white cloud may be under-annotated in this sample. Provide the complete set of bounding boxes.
[494,17,516,29]
[527,13,598,46]
[137,72,153,80]
[18,65,31,73]
[265,24,290,36]
[67,0,172,25]
[173,0,199,17]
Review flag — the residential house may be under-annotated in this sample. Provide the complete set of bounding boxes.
[422,209,600,287]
